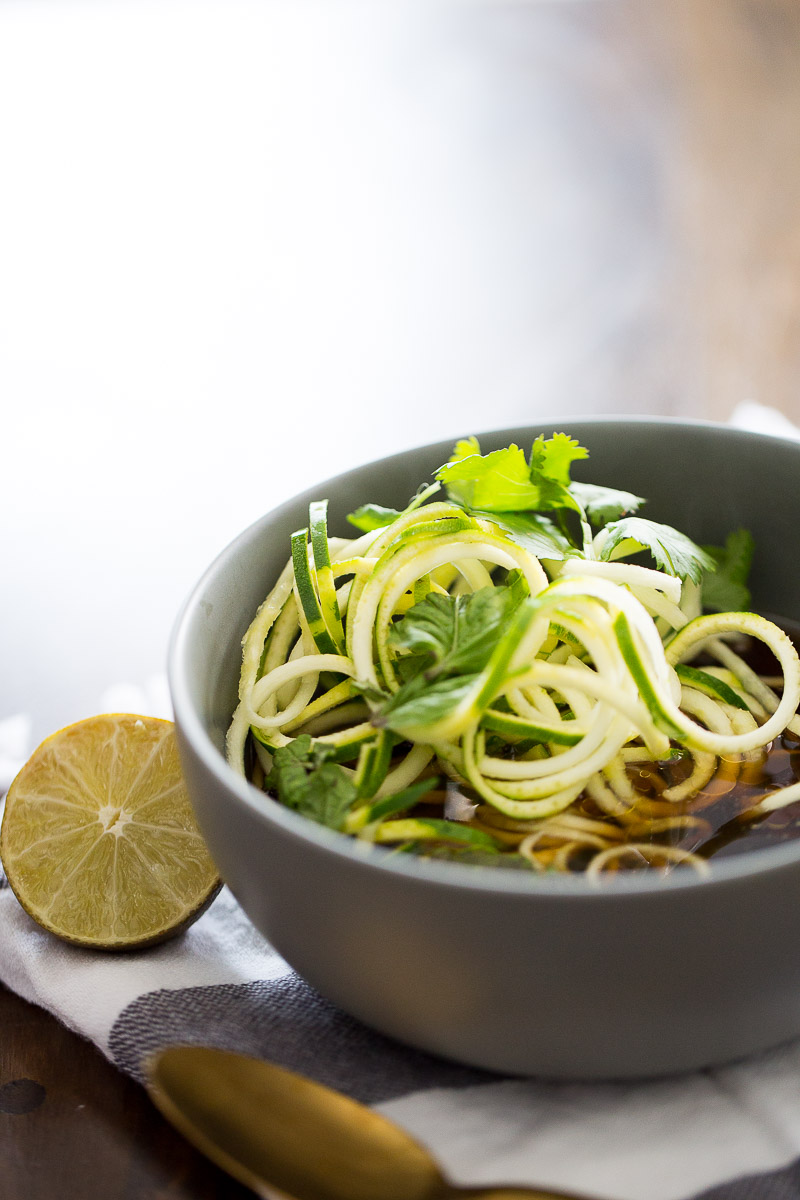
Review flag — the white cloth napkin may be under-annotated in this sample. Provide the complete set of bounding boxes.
[3,402,800,1200]
[4,878,800,1200]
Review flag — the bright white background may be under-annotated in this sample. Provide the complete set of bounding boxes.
[0,0,702,744]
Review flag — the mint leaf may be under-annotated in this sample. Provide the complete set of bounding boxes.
[347,503,403,533]
[599,516,714,582]
[378,673,480,733]
[266,735,357,831]
[376,584,531,734]
[388,586,525,680]
[570,481,644,525]
[700,529,754,612]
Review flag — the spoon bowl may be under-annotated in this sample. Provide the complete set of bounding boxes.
[146,1045,597,1200]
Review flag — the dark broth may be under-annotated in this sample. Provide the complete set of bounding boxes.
[403,616,800,871]
[681,614,800,863]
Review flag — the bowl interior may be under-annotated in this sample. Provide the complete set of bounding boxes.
[170,417,800,887]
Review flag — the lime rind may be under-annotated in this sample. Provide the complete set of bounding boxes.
[0,715,221,950]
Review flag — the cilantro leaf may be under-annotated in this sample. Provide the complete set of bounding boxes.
[470,509,573,560]
[347,503,404,533]
[266,735,357,831]
[436,445,546,512]
[599,517,714,582]
[529,432,588,487]
[346,482,441,533]
[378,673,480,733]
[570,481,644,525]
[450,436,481,462]
[436,434,592,515]
[700,529,754,612]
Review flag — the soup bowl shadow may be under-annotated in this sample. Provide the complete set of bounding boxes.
[169,418,800,1079]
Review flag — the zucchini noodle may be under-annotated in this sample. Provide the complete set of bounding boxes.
[227,477,800,879]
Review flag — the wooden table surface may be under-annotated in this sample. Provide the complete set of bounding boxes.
[3,0,800,1195]
[0,984,252,1200]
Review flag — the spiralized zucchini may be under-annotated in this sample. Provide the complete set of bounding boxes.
[227,475,800,879]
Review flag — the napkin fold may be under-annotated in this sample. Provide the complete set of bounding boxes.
[4,403,800,1200]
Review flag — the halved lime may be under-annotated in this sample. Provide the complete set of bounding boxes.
[0,714,221,950]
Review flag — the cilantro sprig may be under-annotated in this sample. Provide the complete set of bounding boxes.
[436,435,587,515]
[435,434,722,586]
[598,517,715,584]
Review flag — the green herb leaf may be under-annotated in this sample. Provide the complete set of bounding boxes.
[450,436,481,462]
[470,509,574,559]
[437,434,592,516]
[436,444,545,511]
[570,481,644,525]
[376,585,537,734]
[378,673,480,733]
[346,481,441,533]
[388,586,525,680]
[700,529,754,612]
[376,586,539,735]
[529,432,588,487]
[266,735,357,831]
[599,516,715,582]
[346,503,404,533]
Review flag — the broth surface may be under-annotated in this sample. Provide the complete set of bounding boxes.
[394,616,800,872]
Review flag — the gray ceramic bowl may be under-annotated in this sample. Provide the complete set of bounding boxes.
[169,418,800,1079]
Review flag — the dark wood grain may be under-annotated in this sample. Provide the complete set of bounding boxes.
[0,984,252,1200]
[4,0,800,1196]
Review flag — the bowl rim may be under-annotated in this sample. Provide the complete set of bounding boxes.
[169,414,800,898]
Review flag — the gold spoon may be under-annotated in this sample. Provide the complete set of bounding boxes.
[146,1045,600,1200]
